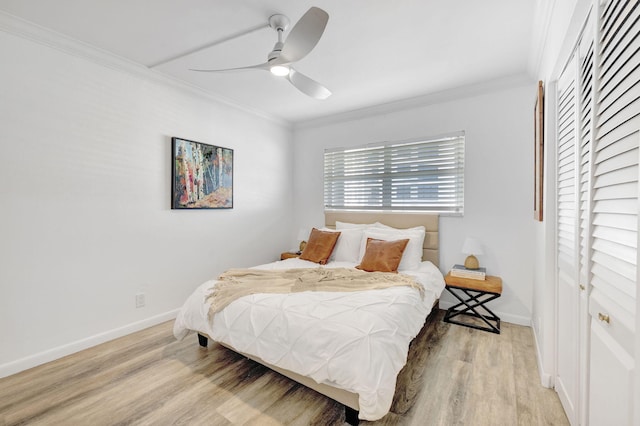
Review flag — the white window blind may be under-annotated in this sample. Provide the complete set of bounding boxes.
[324,133,464,213]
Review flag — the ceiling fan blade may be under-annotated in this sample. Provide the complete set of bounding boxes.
[190,63,269,73]
[279,7,329,63]
[287,68,331,99]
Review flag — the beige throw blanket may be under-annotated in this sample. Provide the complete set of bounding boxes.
[206,267,424,317]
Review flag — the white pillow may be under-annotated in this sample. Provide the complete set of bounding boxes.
[359,228,425,271]
[373,222,426,233]
[321,228,364,263]
[335,221,376,230]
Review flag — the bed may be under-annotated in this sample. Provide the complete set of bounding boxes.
[173,212,444,424]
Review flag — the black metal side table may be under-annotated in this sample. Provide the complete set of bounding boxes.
[443,272,503,334]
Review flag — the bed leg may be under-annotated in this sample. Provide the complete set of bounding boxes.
[344,406,359,425]
[197,333,208,347]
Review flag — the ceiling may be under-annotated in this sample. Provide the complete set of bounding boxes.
[0,0,538,123]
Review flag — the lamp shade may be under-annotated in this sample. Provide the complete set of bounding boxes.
[462,237,484,255]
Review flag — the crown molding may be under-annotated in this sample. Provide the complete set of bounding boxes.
[294,73,534,130]
[0,11,291,128]
[528,0,558,78]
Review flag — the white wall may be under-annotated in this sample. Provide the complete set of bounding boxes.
[292,78,536,325]
[0,30,293,376]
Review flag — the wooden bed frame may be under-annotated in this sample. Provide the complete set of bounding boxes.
[197,212,439,425]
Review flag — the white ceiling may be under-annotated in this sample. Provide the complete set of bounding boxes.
[0,0,538,123]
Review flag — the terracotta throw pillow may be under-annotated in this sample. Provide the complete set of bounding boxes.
[357,238,410,273]
[299,228,341,265]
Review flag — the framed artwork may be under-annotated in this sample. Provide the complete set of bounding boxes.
[171,137,233,209]
[534,81,544,221]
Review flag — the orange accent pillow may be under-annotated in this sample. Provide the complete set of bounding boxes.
[299,228,341,265]
[356,238,410,273]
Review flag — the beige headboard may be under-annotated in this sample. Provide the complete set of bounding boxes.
[324,211,439,267]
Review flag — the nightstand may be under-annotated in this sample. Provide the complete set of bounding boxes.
[443,272,502,334]
[280,251,300,260]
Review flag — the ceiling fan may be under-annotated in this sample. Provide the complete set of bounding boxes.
[190,7,331,100]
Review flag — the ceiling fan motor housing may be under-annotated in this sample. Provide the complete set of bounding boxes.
[268,41,284,62]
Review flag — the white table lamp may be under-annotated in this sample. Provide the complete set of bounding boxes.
[462,237,484,269]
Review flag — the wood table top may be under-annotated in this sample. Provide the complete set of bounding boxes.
[444,272,503,294]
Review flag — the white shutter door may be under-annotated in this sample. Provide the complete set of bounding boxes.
[591,0,639,316]
[579,37,594,289]
[557,56,578,278]
[589,0,639,424]
[577,29,595,426]
[556,53,580,424]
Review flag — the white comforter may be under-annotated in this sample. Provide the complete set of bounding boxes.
[173,258,445,421]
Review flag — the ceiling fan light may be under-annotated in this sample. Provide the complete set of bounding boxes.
[270,65,290,76]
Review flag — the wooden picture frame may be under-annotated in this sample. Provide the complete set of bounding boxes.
[171,137,233,209]
[534,81,544,221]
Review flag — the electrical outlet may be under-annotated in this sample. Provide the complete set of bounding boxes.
[136,293,145,308]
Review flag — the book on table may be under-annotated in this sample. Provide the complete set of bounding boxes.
[450,264,486,280]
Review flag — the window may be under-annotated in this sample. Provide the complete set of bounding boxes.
[324,132,464,213]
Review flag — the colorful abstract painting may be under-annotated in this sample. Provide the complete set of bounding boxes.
[171,137,233,209]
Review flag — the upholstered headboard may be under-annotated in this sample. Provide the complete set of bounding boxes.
[324,212,439,267]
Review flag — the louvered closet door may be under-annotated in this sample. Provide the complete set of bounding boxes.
[578,35,594,303]
[577,28,594,426]
[588,0,639,424]
[556,53,580,425]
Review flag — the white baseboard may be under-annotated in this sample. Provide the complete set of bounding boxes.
[0,309,179,379]
[438,300,531,326]
[532,320,554,388]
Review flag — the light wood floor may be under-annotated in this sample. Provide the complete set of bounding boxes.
[0,310,568,426]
